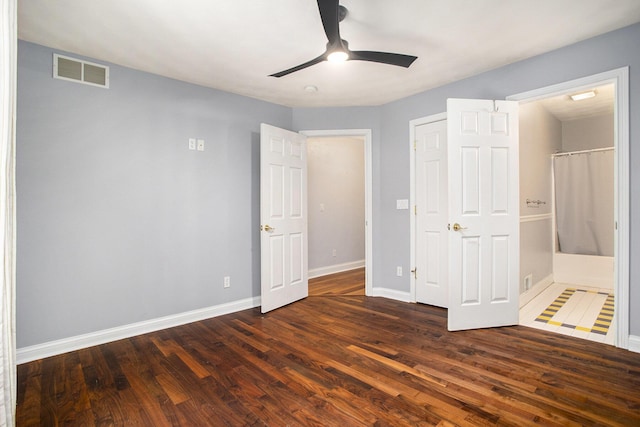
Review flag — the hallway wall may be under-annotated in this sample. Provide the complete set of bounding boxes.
[307,137,365,274]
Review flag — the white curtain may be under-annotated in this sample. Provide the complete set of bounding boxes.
[553,149,614,257]
[0,0,17,425]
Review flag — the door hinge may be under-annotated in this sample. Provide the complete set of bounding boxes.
[414,205,417,215]
[414,140,417,150]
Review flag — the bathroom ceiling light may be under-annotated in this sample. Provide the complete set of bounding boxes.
[570,90,596,101]
[304,85,318,93]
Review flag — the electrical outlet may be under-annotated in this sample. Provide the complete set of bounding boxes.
[332,249,337,257]
[396,266,403,277]
[188,138,196,150]
[223,276,230,288]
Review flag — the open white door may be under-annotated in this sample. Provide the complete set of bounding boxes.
[415,119,448,307]
[447,99,519,331]
[260,123,308,313]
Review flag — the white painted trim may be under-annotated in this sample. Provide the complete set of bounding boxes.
[629,335,640,354]
[519,274,553,308]
[301,129,373,297]
[520,213,552,223]
[508,67,630,350]
[308,260,365,279]
[17,296,261,364]
[370,287,412,303]
[409,112,447,302]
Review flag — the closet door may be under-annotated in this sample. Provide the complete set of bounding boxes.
[415,119,448,308]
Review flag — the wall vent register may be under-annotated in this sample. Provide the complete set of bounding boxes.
[53,54,109,88]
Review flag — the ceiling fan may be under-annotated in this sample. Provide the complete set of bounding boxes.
[269,0,418,77]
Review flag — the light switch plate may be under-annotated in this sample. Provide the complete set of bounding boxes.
[396,199,409,210]
[197,139,205,151]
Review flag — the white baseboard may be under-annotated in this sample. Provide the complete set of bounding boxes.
[370,287,412,303]
[519,274,554,308]
[309,259,365,279]
[628,335,640,353]
[17,296,261,365]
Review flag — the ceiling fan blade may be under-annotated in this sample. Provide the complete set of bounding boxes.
[317,0,341,46]
[350,50,418,68]
[269,54,326,78]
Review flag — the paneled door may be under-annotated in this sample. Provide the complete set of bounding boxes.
[447,99,520,331]
[260,124,308,313]
[415,119,449,307]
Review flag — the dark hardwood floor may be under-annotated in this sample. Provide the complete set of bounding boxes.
[309,267,365,296]
[17,269,640,426]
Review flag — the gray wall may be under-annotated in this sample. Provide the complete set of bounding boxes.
[17,22,640,349]
[519,102,562,293]
[17,41,292,348]
[307,137,365,271]
[562,113,614,152]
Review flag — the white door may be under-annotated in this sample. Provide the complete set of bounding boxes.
[260,123,308,313]
[415,120,448,307]
[447,99,520,331]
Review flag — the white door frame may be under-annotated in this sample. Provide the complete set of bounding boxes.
[300,129,373,296]
[508,67,630,350]
[409,113,446,301]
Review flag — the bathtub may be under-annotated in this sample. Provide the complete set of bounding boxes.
[553,252,614,289]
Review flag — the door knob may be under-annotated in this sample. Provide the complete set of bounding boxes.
[262,224,275,232]
[452,223,467,231]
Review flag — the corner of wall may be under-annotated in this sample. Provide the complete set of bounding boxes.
[370,287,412,303]
[628,335,640,354]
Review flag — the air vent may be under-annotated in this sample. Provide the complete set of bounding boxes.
[53,54,109,88]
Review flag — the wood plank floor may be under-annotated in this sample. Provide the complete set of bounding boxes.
[16,270,640,426]
[309,267,365,296]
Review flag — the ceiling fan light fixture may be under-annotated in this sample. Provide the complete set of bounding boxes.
[268,0,416,77]
[570,90,596,101]
[327,50,349,62]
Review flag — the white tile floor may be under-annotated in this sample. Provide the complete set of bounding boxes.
[519,282,615,345]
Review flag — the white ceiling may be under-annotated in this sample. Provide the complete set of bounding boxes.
[537,84,614,122]
[17,0,640,107]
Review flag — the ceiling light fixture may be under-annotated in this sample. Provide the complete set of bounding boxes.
[304,85,318,93]
[327,50,349,62]
[570,90,596,101]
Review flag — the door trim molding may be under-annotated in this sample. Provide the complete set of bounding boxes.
[507,67,630,349]
[409,113,446,302]
[300,129,373,296]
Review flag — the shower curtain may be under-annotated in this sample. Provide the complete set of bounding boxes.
[553,149,614,256]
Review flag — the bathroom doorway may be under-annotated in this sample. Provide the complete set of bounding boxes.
[513,73,627,347]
